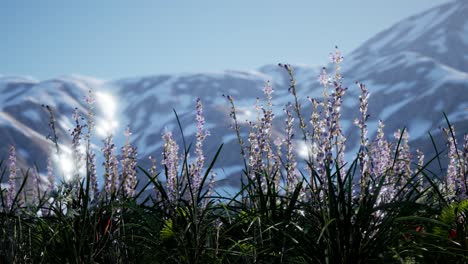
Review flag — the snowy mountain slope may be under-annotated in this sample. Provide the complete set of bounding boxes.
[0,76,108,182]
[1,0,467,188]
[350,0,468,72]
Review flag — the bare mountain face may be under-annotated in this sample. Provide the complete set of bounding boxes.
[1,0,467,188]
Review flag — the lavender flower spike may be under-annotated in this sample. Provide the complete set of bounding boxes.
[285,103,297,192]
[193,98,210,192]
[329,46,344,64]
[319,67,329,87]
[162,130,179,203]
[121,126,138,197]
[102,136,119,199]
[6,145,18,209]
[88,151,99,199]
[354,82,370,191]
[444,127,459,201]
[416,149,425,192]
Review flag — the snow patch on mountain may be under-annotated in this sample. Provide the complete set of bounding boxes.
[409,119,433,140]
[22,109,42,122]
[379,98,413,120]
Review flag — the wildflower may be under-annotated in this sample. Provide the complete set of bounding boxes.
[121,126,138,197]
[444,127,461,201]
[273,137,283,147]
[148,155,157,176]
[247,121,262,174]
[162,130,179,203]
[84,89,96,105]
[262,81,275,164]
[70,108,86,183]
[371,121,394,203]
[330,79,347,173]
[394,129,412,187]
[416,149,425,191]
[84,89,95,138]
[329,46,344,64]
[371,121,391,175]
[84,90,97,199]
[192,98,210,193]
[355,82,370,191]
[6,145,17,209]
[103,136,119,199]
[285,103,297,192]
[263,80,274,96]
[318,67,329,87]
[281,64,307,140]
[224,94,247,162]
[88,151,99,199]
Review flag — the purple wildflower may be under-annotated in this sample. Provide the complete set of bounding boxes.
[263,80,274,96]
[225,94,247,162]
[162,130,179,203]
[281,64,307,140]
[247,121,262,175]
[444,127,460,201]
[371,121,394,203]
[323,72,348,171]
[416,149,425,192]
[393,129,412,188]
[285,103,297,192]
[262,81,275,167]
[121,126,138,197]
[84,89,96,106]
[102,136,119,199]
[354,82,370,191]
[319,67,329,87]
[315,119,328,184]
[84,89,95,135]
[192,98,210,193]
[6,145,17,209]
[84,89,97,198]
[148,155,157,177]
[330,79,347,174]
[88,151,99,199]
[329,46,344,64]
[370,121,391,177]
[308,98,323,182]
[70,108,85,183]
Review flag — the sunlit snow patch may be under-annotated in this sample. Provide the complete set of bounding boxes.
[95,91,119,137]
[52,144,86,182]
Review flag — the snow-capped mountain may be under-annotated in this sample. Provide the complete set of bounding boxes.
[1,0,467,188]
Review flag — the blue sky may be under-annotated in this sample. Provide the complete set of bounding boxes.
[1,0,449,80]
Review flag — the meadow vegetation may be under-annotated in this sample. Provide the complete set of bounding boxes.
[1,49,467,263]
